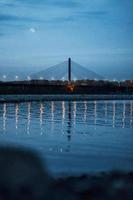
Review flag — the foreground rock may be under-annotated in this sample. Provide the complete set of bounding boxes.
[53,171,133,200]
[0,146,132,200]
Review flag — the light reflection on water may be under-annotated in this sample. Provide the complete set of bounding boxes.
[3,103,7,131]
[0,100,133,176]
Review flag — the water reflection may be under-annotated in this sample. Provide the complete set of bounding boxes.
[130,101,133,127]
[27,102,31,135]
[1,101,133,136]
[73,101,76,125]
[112,101,116,128]
[94,101,97,129]
[51,101,55,132]
[15,104,19,130]
[40,103,44,135]
[122,102,126,129]
[3,103,7,132]
[67,101,72,141]
[62,101,65,121]
[0,100,132,175]
[104,101,108,123]
[84,101,87,122]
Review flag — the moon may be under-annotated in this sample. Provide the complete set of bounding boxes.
[29,28,36,33]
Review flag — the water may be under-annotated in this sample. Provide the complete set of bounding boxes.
[0,100,133,176]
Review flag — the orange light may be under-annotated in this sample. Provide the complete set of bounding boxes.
[67,84,75,92]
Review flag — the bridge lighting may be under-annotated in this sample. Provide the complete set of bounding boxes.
[67,84,75,92]
[27,76,31,81]
[3,75,7,80]
[15,75,18,80]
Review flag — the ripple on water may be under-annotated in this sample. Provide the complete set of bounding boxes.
[0,100,133,175]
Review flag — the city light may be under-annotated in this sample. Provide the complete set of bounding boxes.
[15,75,19,80]
[27,76,31,81]
[3,75,7,79]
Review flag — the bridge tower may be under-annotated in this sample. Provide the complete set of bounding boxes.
[68,57,71,82]
[67,58,74,92]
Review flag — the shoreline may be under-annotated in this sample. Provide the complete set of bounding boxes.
[0,94,133,103]
[52,170,133,200]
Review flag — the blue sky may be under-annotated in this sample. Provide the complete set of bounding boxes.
[0,0,133,79]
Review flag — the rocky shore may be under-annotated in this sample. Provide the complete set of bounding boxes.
[0,146,133,200]
[52,171,133,200]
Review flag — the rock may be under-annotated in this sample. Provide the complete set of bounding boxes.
[0,146,133,200]
[0,146,52,200]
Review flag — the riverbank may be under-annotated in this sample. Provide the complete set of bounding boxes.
[52,171,133,200]
[0,146,133,200]
[0,94,133,103]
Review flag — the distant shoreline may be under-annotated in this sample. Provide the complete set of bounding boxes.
[0,94,133,103]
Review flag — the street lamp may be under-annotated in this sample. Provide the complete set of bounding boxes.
[62,77,65,81]
[39,76,43,80]
[73,77,77,82]
[15,75,19,80]
[27,76,31,81]
[3,75,7,81]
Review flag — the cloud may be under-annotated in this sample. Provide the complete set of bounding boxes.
[0,1,108,27]
[50,0,80,8]
[77,11,108,20]
[0,14,32,22]
[16,0,80,8]
[0,0,80,9]
[80,11,108,17]
[0,14,20,21]
[0,10,109,37]
[0,0,17,7]
[47,11,108,25]
[0,14,39,36]
[0,13,44,25]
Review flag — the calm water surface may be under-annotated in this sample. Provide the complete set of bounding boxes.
[0,100,133,176]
